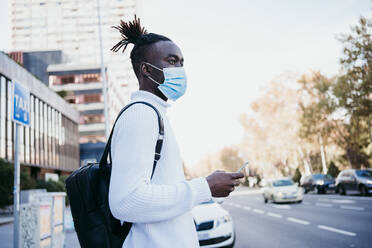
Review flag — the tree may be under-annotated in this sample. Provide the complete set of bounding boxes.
[239,73,314,178]
[327,161,340,178]
[298,17,372,169]
[220,147,244,172]
[292,167,302,184]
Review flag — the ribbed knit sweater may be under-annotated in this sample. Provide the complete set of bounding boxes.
[108,90,212,248]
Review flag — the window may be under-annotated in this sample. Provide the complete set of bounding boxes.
[80,114,103,124]
[61,75,75,84]
[84,94,102,103]
[83,73,100,83]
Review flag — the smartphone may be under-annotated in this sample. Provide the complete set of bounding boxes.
[237,161,249,173]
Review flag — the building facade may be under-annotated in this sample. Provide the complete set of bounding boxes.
[9,50,63,85]
[0,52,79,178]
[47,63,124,164]
[11,0,138,117]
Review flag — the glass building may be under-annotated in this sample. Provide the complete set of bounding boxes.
[0,52,79,178]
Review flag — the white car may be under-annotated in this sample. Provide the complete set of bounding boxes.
[262,178,303,203]
[192,199,235,247]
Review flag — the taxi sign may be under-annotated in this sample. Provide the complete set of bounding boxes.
[12,79,30,126]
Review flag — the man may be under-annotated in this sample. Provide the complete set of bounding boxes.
[109,16,244,248]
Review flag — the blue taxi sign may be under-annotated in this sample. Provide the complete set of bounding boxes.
[12,80,30,126]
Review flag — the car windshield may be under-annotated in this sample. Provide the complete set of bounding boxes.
[355,170,372,178]
[272,179,294,187]
[313,174,333,180]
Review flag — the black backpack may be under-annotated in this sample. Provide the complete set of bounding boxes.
[65,101,164,248]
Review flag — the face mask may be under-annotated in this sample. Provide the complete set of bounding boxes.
[145,62,187,101]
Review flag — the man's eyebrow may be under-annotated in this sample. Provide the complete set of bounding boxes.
[166,54,184,61]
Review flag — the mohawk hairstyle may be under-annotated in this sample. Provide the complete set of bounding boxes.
[111,15,172,76]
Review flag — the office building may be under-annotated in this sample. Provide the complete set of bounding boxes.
[0,52,80,179]
[11,0,138,123]
[47,63,124,164]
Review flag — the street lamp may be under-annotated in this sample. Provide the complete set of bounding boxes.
[96,0,109,139]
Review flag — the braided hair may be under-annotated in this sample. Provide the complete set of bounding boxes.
[111,15,171,76]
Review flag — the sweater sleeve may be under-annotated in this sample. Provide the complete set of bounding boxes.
[108,104,211,223]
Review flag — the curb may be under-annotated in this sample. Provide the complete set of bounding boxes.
[0,217,14,225]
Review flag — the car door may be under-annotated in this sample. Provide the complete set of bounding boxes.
[349,172,358,192]
[343,172,355,191]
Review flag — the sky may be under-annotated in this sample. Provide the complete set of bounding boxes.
[1,0,371,168]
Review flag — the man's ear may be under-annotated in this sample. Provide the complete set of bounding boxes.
[140,63,150,78]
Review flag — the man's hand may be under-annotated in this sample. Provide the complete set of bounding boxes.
[206,170,244,197]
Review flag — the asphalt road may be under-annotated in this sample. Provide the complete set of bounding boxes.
[223,189,372,248]
[1,189,371,248]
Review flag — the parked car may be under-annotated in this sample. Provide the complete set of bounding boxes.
[300,174,336,194]
[192,199,235,248]
[336,169,372,196]
[262,178,303,203]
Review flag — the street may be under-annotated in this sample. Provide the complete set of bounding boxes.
[1,189,371,248]
[224,190,372,248]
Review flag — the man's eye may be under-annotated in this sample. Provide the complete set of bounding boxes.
[169,59,176,65]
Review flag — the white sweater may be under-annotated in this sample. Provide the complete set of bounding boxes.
[109,90,212,248]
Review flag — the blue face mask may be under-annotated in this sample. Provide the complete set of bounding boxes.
[145,62,187,101]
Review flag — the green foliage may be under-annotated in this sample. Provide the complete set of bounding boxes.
[36,179,65,192]
[292,167,302,183]
[56,90,68,98]
[0,158,67,208]
[0,160,14,209]
[327,161,340,178]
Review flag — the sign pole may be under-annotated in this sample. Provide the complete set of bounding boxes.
[13,123,20,248]
[12,79,30,248]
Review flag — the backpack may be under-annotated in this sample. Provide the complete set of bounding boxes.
[65,101,164,248]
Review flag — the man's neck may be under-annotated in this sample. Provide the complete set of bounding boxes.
[139,85,168,102]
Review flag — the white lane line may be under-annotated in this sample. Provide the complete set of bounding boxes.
[317,225,356,236]
[267,212,282,218]
[316,203,333,208]
[272,205,291,209]
[253,208,264,214]
[318,198,356,204]
[243,206,251,211]
[287,217,310,225]
[332,199,355,204]
[340,205,364,211]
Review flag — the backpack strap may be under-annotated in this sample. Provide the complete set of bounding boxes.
[99,101,164,180]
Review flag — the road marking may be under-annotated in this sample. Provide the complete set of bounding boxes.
[243,206,251,211]
[272,205,291,209]
[340,206,364,211]
[317,225,356,236]
[267,212,282,218]
[253,208,264,214]
[287,217,310,225]
[231,189,261,196]
[319,198,355,204]
[316,203,333,208]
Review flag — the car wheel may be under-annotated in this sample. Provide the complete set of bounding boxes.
[297,200,302,203]
[360,185,368,196]
[339,185,346,195]
[315,187,320,194]
[264,197,268,204]
[304,189,308,194]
